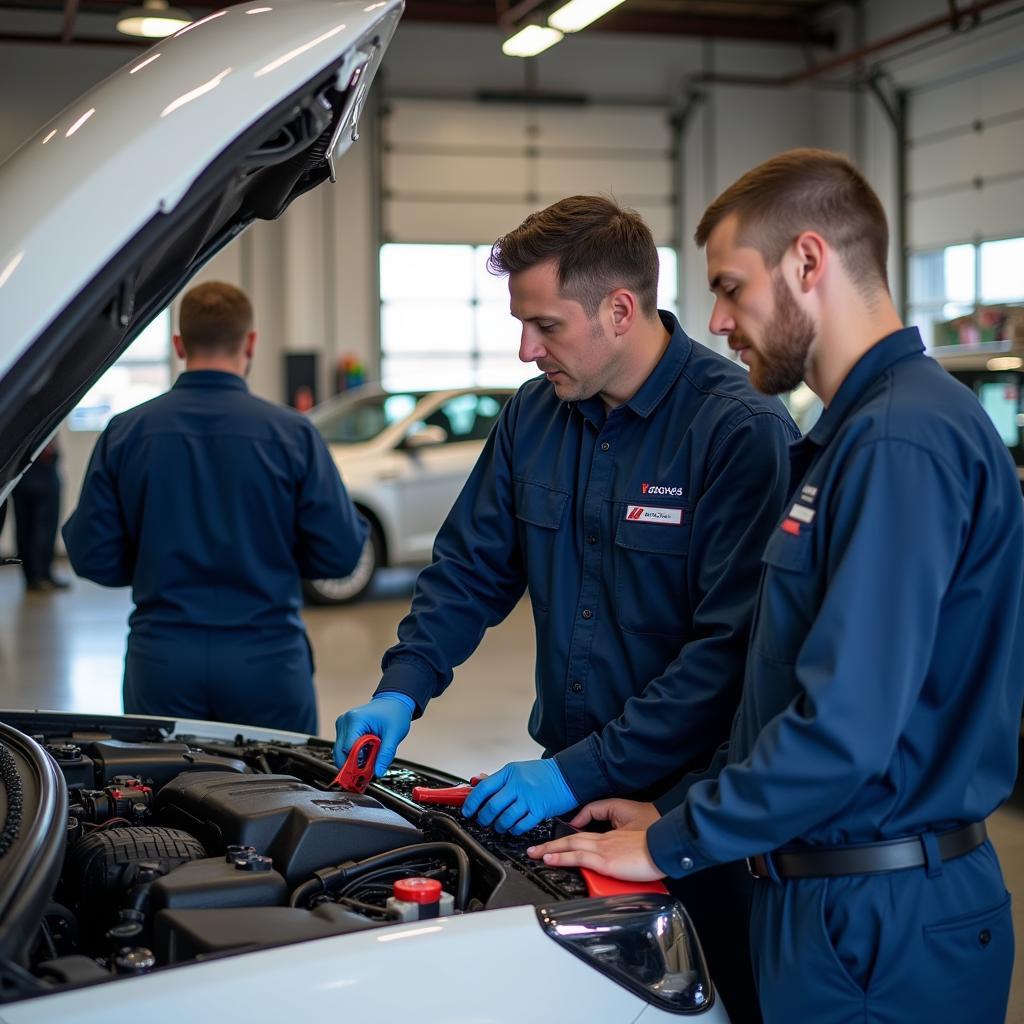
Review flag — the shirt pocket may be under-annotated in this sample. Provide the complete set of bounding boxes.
[514,478,569,613]
[751,525,815,663]
[612,512,691,637]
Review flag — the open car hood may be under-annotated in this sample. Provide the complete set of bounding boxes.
[0,0,402,501]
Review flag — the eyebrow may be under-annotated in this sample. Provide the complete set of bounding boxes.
[708,272,738,293]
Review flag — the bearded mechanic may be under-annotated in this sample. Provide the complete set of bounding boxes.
[529,151,1024,1024]
[335,195,797,1021]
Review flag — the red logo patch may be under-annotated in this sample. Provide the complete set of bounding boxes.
[627,506,646,520]
[781,519,801,535]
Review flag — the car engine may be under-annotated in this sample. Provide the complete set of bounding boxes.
[0,714,594,993]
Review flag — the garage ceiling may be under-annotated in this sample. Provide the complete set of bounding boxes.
[0,0,840,47]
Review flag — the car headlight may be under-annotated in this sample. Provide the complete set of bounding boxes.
[537,894,712,1014]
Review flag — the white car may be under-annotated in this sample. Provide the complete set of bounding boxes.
[305,386,514,603]
[0,2,728,1020]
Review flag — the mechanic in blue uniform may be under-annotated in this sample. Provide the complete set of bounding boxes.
[63,282,366,735]
[335,196,798,1021]
[529,151,1024,1024]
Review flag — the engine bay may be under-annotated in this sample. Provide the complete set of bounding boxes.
[0,714,592,996]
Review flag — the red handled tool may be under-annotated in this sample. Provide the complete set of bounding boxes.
[331,734,381,794]
[579,867,669,898]
[411,784,474,806]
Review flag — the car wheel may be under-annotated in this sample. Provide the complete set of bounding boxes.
[303,522,383,605]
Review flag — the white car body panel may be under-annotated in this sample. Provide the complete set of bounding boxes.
[0,0,397,382]
[0,905,705,1023]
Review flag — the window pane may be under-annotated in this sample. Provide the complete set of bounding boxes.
[909,245,975,306]
[127,309,172,361]
[476,356,536,387]
[474,244,510,303]
[381,356,476,391]
[980,238,1024,303]
[68,362,168,432]
[945,245,976,304]
[380,244,475,301]
[381,302,475,354]
[476,301,522,354]
[657,247,678,309]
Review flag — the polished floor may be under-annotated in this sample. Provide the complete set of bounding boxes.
[1,562,1022,1020]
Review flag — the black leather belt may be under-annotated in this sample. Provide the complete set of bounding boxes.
[747,822,987,880]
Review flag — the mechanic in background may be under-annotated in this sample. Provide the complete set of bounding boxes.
[529,151,1024,1024]
[12,439,69,592]
[63,282,366,734]
[336,196,798,1022]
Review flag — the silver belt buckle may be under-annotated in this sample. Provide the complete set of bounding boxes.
[746,855,768,879]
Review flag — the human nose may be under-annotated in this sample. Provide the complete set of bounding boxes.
[709,299,735,337]
[519,327,547,364]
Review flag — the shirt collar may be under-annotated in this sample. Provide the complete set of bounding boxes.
[806,326,924,447]
[574,309,691,426]
[173,370,249,392]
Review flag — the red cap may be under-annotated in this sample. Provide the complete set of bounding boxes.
[393,877,442,904]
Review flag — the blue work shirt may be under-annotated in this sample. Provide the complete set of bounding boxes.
[377,312,798,803]
[648,327,1024,875]
[63,370,366,633]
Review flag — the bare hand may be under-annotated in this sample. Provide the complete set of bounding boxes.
[569,798,661,831]
[526,828,665,883]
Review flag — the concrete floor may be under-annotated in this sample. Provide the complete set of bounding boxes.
[1,561,1022,1020]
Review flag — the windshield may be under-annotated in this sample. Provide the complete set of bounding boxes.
[311,392,425,444]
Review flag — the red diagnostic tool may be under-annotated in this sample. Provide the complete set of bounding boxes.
[331,734,381,794]
[579,867,669,898]
[410,784,474,806]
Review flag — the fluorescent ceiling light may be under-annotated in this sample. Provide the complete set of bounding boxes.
[987,356,1023,371]
[502,24,563,57]
[548,0,626,33]
[117,0,192,38]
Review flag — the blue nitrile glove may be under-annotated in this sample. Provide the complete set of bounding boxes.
[462,759,578,835]
[333,692,415,776]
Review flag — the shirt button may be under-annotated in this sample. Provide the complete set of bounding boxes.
[680,857,694,871]
[570,680,583,694]
[586,535,598,545]
[581,608,592,620]
[600,442,610,452]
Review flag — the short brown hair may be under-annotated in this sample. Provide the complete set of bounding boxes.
[488,195,660,318]
[178,281,254,357]
[695,149,890,293]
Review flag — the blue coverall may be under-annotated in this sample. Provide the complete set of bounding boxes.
[63,370,366,734]
[647,328,1024,1023]
[377,312,798,1018]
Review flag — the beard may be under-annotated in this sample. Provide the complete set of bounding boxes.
[733,274,815,395]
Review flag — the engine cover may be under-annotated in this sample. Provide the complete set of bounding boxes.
[155,772,422,884]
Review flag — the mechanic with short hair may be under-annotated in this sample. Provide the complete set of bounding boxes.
[529,150,1024,1024]
[63,281,366,734]
[335,195,798,1022]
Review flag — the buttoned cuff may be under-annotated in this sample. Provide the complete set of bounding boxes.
[646,809,714,878]
[375,659,435,717]
[553,736,613,806]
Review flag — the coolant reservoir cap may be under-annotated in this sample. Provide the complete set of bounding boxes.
[393,877,442,904]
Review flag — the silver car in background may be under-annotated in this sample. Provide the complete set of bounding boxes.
[305,386,514,603]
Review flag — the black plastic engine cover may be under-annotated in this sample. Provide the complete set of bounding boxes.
[155,772,422,884]
[154,904,380,964]
[87,740,250,788]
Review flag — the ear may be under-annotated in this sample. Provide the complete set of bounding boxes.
[792,231,827,294]
[171,333,187,360]
[244,330,257,359]
[607,289,638,336]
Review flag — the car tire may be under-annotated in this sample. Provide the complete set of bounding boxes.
[303,521,383,605]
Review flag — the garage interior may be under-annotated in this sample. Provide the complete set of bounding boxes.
[1,0,1024,1018]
